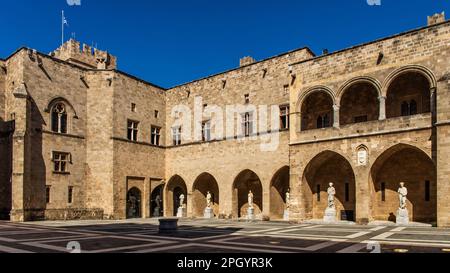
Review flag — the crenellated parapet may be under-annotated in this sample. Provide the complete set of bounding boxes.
[50,39,117,70]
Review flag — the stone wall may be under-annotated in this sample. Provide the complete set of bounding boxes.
[289,21,450,226]
[111,72,166,219]
[164,48,313,219]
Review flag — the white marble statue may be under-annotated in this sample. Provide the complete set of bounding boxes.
[206,191,212,208]
[248,190,254,209]
[179,193,185,209]
[327,183,336,209]
[286,189,291,209]
[398,182,408,210]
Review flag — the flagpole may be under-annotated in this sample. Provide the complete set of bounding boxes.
[61,10,64,46]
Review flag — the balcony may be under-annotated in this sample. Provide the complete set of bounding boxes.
[292,112,432,145]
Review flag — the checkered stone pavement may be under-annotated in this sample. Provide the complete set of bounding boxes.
[0,219,449,253]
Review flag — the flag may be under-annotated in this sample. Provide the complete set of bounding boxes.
[62,11,69,27]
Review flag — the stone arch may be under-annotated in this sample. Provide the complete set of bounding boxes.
[337,77,381,126]
[269,166,290,220]
[382,65,437,97]
[45,96,78,118]
[383,66,436,119]
[126,187,142,219]
[370,143,436,224]
[165,175,188,217]
[232,169,263,219]
[192,173,220,218]
[45,97,78,134]
[302,151,356,221]
[297,86,336,111]
[336,77,382,103]
[299,87,336,131]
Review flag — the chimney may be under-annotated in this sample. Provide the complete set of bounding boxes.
[240,56,256,67]
[428,12,446,26]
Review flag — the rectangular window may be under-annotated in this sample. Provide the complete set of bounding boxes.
[280,106,290,130]
[151,126,161,146]
[354,115,368,123]
[172,126,182,146]
[68,186,73,204]
[46,186,51,204]
[345,183,350,202]
[53,152,70,173]
[425,180,431,202]
[127,120,139,141]
[131,103,136,113]
[241,112,254,137]
[381,182,386,202]
[154,110,159,119]
[202,121,211,142]
[317,185,321,202]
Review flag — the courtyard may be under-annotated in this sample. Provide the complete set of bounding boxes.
[0,219,449,253]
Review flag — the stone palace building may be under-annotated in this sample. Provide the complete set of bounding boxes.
[1,13,450,227]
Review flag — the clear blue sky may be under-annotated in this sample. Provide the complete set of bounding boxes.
[1,0,449,88]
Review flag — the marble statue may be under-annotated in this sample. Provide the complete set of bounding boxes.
[206,191,212,208]
[248,190,254,209]
[398,182,408,209]
[179,194,185,209]
[155,195,161,209]
[323,183,337,223]
[396,182,410,225]
[327,183,336,209]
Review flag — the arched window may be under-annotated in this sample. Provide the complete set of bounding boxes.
[401,101,409,117]
[51,103,68,134]
[316,116,323,129]
[410,100,417,115]
[323,114,330,128]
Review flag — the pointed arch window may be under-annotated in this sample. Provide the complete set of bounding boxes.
[51,103,68,134]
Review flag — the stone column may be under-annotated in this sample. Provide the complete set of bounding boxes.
[262,180,270,220]
[143,178,151,218]
[354,168,371,224]
[10,83,31,222]
[430,87,437,116]
[378,96,387,120]
[333,105,340,128]
[186,192,193,218]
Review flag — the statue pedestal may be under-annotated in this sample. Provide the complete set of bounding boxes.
[396,208,409,225]
[323,208,337,223]
[283,210,290,221]
[204,207,214,219]
[247,207,255,220]
[176,207,186,218]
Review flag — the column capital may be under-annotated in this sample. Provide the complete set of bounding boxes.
[378,95,387,101]
[333,104,340,111]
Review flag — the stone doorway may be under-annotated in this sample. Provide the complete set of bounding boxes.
[232,170,263,219]
[303,151,356,221]
[150,185,164,218]
[370,144,436,224]
[126,187,142,219]
[192,173,219,218]
[270,166,289,220]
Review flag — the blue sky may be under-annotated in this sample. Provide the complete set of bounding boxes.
[0,0,449,88]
